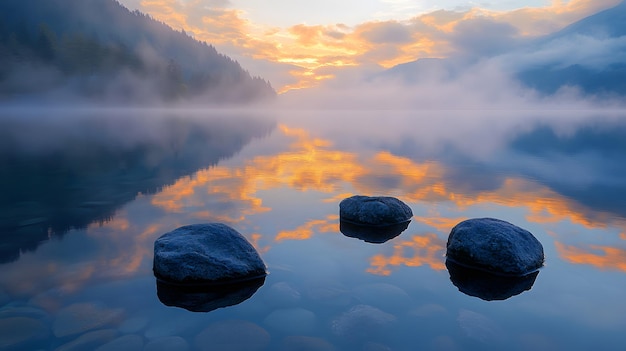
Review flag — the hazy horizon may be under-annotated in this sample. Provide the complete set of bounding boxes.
[118,0,623,95]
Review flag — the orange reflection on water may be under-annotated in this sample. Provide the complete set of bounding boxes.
[151,124,365,218]
[251,233,271,254]
[367,233,446,276]
[275,215,339,242]
[555,242,626,272]
[148,123,626,276]
[414,216,468,233]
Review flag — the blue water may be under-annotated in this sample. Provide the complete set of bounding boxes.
[1,109,625,350]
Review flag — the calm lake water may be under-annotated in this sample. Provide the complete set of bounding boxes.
[1,108,625,351]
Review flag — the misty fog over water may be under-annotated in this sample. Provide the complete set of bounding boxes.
[1,107,626,350]
[3,0,626,350]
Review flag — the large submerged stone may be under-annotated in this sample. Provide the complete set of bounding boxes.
[153,223,267,285]
[446,218,544,276]
[339,196,412,227]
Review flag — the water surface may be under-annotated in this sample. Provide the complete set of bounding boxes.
[1,109,625,350]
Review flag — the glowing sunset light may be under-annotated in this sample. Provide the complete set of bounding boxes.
[275,215,339,242]
[367,233,447,276]
[119,0,622,92]
[151,123,626,245]
[555,242,626,272]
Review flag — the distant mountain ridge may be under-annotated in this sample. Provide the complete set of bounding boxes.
[382,1,626,96]
[548,0,626,39]
[518,1,626,95]
[0,0,275,103]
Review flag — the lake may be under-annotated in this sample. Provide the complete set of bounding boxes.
[1,108,625,351]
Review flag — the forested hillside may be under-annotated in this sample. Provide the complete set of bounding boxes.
[0,0,275,104]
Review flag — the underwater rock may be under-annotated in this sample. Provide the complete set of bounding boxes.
[55,329,119,351]
[339,196,412,227]
[353,283,412,313]
[279,336,337,351]
[457,309,505,344]
[263,308,317,334]
[144,336,190,351]
[156,276,265,312]
[446,218,544,276]
[331,304,396,339]
[53,303,123,338]
[262,282,302,308]
[340,220,409,243]
[0,317,48,350]
[446,259,540,301]
[153,223,266,285]
[95,334,143,351]
[195,320,270,351]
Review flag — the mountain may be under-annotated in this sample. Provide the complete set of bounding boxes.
[374,58,458,84]
[381,1,626,96]
[0,0,275,104]
[546,1,626,39]
[517,1,626,95]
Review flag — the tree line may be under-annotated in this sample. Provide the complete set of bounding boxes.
[0,0,275,103]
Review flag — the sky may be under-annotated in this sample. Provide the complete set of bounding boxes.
[118,0,621,93]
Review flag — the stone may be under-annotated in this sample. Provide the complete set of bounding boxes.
[144,336,190,351]
[153,223,266,285]
[263,308,317,334]
[446,218,544,276]
[457,309,504,344]
[262,282,302,308]
[331,305,396,339]
[353,283,412,313]
[339,196,413,227]
[279,336,336,351]
[195,320,270,351]
[0,317,49,350]
[55,329,118,351]
[53,303,124,338]
[94,334,143,351]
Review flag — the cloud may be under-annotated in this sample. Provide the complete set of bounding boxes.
[448,17,521,57]
[358,21,414,44]
[499,35,626,71]
[129,0,623,92]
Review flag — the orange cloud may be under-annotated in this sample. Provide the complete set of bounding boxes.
[135,0,620,92]
[555,242,626,272]
[367,233,446,275]
[145,123,626,277]
[275,214,339,242]
[414,216,468,233]
[152,123,626,246]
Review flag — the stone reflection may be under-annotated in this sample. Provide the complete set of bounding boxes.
[156,276,265,312]
[445,260,539,301]
[340,220,410,244]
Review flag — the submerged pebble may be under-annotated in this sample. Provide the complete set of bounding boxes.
[195,320,270,351]
[53,303,123,338]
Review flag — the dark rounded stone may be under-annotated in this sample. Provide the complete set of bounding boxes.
[446,218,544,276]
[153,223,266,285]
[339,196,413,226]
